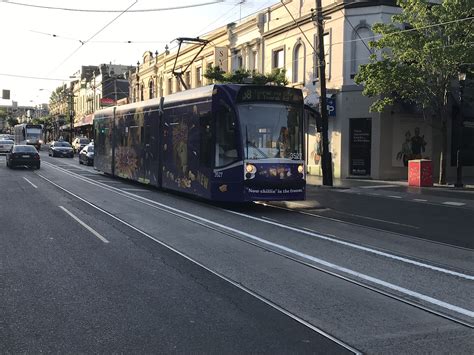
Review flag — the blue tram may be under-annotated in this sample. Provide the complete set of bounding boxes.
[93,84,306,202]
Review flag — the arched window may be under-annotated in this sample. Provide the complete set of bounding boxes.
[292,40,305,84]
[149,80,154,99]
[140,84,144,101]
[351,23,373,78]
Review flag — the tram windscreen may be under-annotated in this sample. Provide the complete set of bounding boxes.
[26,127,42,139]
[238,103,302,160]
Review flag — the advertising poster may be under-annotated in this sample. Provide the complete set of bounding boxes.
[392,117,432,167]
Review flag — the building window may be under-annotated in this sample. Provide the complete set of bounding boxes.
[168,77,172,94]
[176,77,181,92]
[140,84,144,101]
[148,80,154,99]
[196,67,202,87]
[233,50,243,70]
[314,32,331,80]
[272,48,284,69]
[251,51,258,71]
[184,71,191,88]
[292,41,305,84]
[351,25,373,79]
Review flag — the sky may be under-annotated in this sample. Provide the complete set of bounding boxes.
[0,0,277,106]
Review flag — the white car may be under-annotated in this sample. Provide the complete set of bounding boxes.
[0,139,14,154]
[72,137,90,153]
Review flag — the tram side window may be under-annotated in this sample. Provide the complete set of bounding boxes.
[215,106,238,167]
[199,113,212,168]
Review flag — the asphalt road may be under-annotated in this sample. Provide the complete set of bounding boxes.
[1,152,473,353]
[0,157,350,353]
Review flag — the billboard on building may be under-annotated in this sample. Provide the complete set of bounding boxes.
[214,47,228,71]
[392,116,432,167]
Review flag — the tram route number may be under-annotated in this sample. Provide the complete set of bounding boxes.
[214,171,223,178]
[289,153,302,160]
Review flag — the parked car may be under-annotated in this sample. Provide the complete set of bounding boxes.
[0,139,14,154]
[49,141,74,158]
[72,137,90,153]
[6,145,40,169]
[79,143,94,166]
[0,134,14,141]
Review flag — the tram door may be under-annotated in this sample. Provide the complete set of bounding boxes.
[142,109,159,186]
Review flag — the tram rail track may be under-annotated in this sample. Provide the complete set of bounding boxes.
[38,160,474,330]
[36,162,361,354]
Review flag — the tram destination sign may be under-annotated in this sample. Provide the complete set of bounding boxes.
[237,87,302,104]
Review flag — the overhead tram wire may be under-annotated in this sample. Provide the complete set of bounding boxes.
[48,0,138,77]
[28,30,171,45]
[0,73,67,81]
[1,0,226,13]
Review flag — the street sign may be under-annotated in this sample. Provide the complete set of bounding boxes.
[327,97,336,117]
[100,98,116,107]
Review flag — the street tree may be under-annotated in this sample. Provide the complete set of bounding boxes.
[7,117,18,127]
[355,0,473,184]
[205,67,288,86]
[0,109,8,133]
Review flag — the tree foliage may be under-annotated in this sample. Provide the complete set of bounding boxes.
[354,0,473,183]
[204,66,289,86]
[7,117,18,127]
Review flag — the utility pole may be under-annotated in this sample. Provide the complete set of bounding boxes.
[314,0,333,186]
[68,89,74,144]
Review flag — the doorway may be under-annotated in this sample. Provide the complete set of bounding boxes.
[349,118,372,176]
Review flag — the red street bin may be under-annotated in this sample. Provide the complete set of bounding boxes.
[408,159,433,187]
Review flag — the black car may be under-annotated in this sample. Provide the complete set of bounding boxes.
[6,145,40,169]
[79,143,94,166]
[49,141,74,158]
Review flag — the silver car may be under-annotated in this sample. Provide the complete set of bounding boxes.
[0,139,14,154]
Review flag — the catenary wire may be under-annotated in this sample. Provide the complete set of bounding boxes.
[47,0,139,76]
[1,0,227,13]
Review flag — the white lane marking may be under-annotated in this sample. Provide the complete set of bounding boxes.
[40,175,360,354]
[40,166,474,312]
[59,206,109,243]
[388,195,403,199]
[226,210,474,281]
[23,177,38,189]
[43,161,474,278]
[368,193,381,196]
[413,199,428,202]
[443,202,466,206]
[121,188,149,192]
[327,210,418,229]
[359,185,400,189]
[43,162,474,281]
[95,180,123,184]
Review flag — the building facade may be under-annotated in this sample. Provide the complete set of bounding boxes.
[127,0,474,180]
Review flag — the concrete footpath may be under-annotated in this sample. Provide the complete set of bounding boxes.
[304,175,474,210]
[306,175,474,191]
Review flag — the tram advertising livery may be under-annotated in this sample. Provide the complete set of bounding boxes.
[93,84,305,202]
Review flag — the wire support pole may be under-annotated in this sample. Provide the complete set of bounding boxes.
[314,0,333,186]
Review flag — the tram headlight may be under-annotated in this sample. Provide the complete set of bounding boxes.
[297,164,304,174]
[246,164,257,174]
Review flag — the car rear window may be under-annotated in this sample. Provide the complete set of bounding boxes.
[88,146,94,152]
[14,146,37,153]
[0,140,14,144]
[80,138,89,144]
[55,142,72,147]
